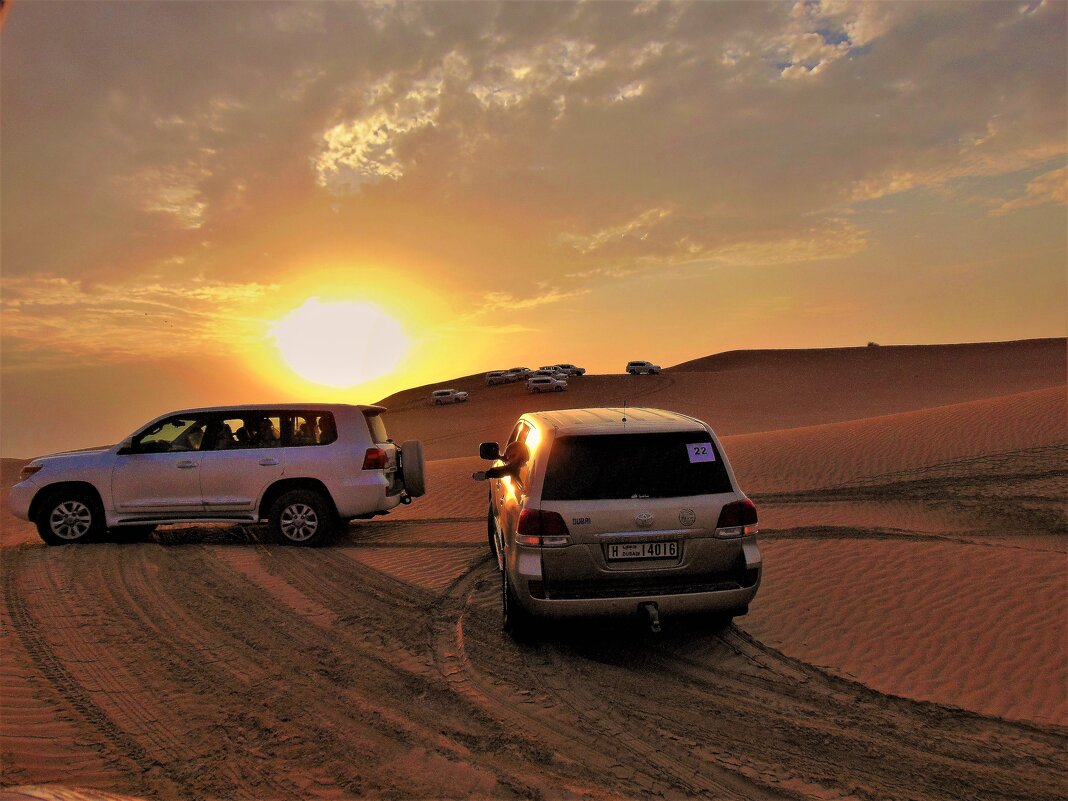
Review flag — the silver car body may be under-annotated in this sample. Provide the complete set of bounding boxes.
[431,389,469,404]
[9,403,410,528]
[527,376,567,393]
[626,360,661,374]
[487,407,761,620]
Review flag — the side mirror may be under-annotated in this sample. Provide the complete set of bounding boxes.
[116,437,135,455]
[479,441,500,461]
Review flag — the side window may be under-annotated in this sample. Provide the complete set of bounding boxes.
[134,415,209,453]
[279,412,337,446]
[218,414,282,449]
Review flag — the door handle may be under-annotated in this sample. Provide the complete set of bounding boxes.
[258,458,279,466]
[176,460,197,469]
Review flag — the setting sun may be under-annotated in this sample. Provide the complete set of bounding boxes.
[269,298,409,388]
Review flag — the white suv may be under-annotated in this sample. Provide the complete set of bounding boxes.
[486,371,512,386]
[556,363,586,377]
[479,407,761,637]
[430,388,469,405]
[9,404,425,546]
[527,376,567,393]
[626,360,661,375]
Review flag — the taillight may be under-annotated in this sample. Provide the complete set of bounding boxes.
[715,498,758,538]
[362,447,388,470]
[515,509,571,547]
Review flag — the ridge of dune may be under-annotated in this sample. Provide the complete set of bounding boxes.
[669,336,1065,372]
[379,338,1066,461]
[723,386,1067,494]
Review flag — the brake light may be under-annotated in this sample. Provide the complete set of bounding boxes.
[715,499,758,538]
[361,447,388,470]
[515,509,571,547]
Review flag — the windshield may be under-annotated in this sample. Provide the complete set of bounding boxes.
[541,431,733,500]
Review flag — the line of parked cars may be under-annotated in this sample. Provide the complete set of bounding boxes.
[432,360,660,406]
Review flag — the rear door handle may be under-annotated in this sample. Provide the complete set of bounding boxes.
[258,458,279,466]
[176,460,197,469]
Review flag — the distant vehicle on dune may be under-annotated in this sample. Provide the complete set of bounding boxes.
[431,388,469,405]
[532,368,568,381]
[626,360,661,375]
[528,376,567,393]
[486,371,514,386]
[555,363,586,376]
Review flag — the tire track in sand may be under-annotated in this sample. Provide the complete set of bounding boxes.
[430,562,790,801]
[434,559,1068,801]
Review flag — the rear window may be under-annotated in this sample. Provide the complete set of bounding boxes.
[541,432,733,500]
[364,412,388,444]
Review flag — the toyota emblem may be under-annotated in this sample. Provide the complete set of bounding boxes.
[635,512,654,528]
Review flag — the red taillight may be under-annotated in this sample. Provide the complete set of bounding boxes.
[716,499,758,537]
[516,510,570,546]
[362,447,388,470]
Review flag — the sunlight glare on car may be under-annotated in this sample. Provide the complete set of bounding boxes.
[269,297,409,387]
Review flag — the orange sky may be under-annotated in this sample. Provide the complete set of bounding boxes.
[2,1,1066,457]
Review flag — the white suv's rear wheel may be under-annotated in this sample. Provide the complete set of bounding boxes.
[270,489,335,546]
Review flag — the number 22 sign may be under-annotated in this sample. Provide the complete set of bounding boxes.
[686,443,716,463]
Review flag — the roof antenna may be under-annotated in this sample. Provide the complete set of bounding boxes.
[622,400,628,428]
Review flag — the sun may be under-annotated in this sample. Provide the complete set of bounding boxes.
[269,298,410,387]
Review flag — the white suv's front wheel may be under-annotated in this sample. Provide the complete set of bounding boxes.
[35,489,106,546]
[270,489,336,546]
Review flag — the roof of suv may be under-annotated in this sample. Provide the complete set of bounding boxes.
[523,407,706,435]
[165,403,384,416]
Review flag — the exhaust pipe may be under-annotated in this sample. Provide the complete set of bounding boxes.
[639,602,661,634]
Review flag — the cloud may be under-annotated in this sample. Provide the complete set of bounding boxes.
[1,275,279,368]
[476,287,590,313]
[3,0,1064,342]
[315,69,449,191]
[988,166,1067,216]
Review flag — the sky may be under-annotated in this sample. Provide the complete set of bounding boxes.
[2,0,1066,457]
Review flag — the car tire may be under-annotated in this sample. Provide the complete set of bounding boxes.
[269,489,336,546]
[554,385,564,392]
[487,504,501,565]
[35,488,107,546]
[399,440,426,498]
[502,567,535,641]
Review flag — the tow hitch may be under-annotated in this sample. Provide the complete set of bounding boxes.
[399,494,413,505]
[639,602,661,634]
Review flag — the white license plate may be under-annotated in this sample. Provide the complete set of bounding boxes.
[606,541,679,561]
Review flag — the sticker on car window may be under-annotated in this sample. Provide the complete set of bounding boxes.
[686,443,716,463]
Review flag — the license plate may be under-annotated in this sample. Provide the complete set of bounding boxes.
[605,541,679,561]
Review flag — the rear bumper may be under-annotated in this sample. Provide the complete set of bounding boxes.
[331,474,401,518]
[521,581,760,619]
[514,538,762,618]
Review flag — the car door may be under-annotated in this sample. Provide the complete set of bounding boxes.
[111,414,209,515]
[197,413,285,516]
[493,423,534,550]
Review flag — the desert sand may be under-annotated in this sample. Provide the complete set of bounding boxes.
[1,338,1065,800]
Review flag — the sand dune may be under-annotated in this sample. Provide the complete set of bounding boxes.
[724,385,1067,494]
[744,537,1067,726]
[378,338,1065,461]
[2,340,1065,797]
